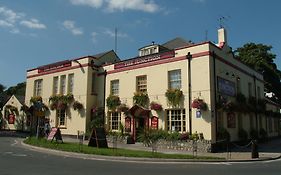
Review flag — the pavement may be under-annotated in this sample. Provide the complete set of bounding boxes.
[2,130,281,162]
[61,136,281,162]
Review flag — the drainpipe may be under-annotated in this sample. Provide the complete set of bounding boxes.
[253,75,258,132]
[212,51,218,142]
[187,52,192,135]
[103,70,107,127]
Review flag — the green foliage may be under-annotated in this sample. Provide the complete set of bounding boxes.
[117,103,129,112]
[4,82,26,96]
[165,89,183,107]
[30,96,42,104]
[191,98,208,111]
[217,128,230,141]
[89,107,105,129]
[0,83,5,93]
[106,95,121,111]
[166,131,180,141]
[48,94,74,110]
[259,128,267,140]
[238,128,248,141]
[73,101,83,111]
[5,104,19,116]
[235,43,281,102]
[133,92,149,107]
[191,132,199,140]
[249,129,259,140]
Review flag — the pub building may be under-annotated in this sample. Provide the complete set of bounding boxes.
[25,28,280,144]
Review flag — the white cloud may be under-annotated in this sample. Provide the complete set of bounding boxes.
[20,18,46,29]
[63,20,83,35]
[0,6,24,24]
[91,32,98,42]
[0,6,46,34]
[70,0,103,8]
[193,0,206,3]
[0,19,13,27]
[106,0,159,13]
[103,28,128,38]
[69,0,160,13]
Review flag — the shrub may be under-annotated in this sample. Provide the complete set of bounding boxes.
[259,128,267,140]
[179,132,189,141]
[238,128,248,141]
[166,132,180,141]
[217,128,230,142]
[249,129,259,140]
[191,132,199,140]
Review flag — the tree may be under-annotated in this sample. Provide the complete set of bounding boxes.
[5,82,26,96]
[0,83,5,93]
[235,43,281,102]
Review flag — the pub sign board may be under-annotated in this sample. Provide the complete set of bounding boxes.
[217,77,236,97]
[47,127,63,143]
[151,116,158,129]
[88,128,108,148]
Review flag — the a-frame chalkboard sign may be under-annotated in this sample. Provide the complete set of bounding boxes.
[88,127,108,148]
[47,127,63,143]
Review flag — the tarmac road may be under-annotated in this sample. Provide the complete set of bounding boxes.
[1,137,281,175]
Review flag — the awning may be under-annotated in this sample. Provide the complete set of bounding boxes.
[128,104,150,117]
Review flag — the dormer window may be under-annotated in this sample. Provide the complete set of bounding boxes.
[139,45,159,56]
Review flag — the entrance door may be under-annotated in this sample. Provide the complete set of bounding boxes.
[135,117,146,142]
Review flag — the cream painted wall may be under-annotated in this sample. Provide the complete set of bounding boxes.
[25,58,92,135]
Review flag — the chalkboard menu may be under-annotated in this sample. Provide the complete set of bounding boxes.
[47,127,63,143]
[88,128,108,148]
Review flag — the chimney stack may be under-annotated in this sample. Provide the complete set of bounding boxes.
[218,28,227,47]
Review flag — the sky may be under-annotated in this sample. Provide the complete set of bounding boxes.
[0,0,281,89]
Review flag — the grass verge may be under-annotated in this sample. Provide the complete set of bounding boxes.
[24,137,223,160]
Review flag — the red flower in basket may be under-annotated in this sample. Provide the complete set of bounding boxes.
[192,98,207,111]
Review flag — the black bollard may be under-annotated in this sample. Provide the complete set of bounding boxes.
[251,140,259,159]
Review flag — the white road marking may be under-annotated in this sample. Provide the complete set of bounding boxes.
[12,154,27,157]
[11,140,18,146]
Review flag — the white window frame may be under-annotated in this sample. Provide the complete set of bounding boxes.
[53,76,59,95]
[110,80,119,96]
[60,75,66,95]
[136,75,147,93]
[68,74,74,94]
[166,109,186,132]
[34,79,43,96]
[109,112,121,131]
[168,69,181,89]
[57,109,66,128]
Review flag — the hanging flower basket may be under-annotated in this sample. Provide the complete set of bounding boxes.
[191,98,208,111]
[117,103,129,112]
[57,101,67,110]
[150,102,163,111]
[106,95,121,111]
[49,94,74,110]
[30,96,42,104]
[73,101,84,111]
[133,92,149,107]
[165,89,183,107]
